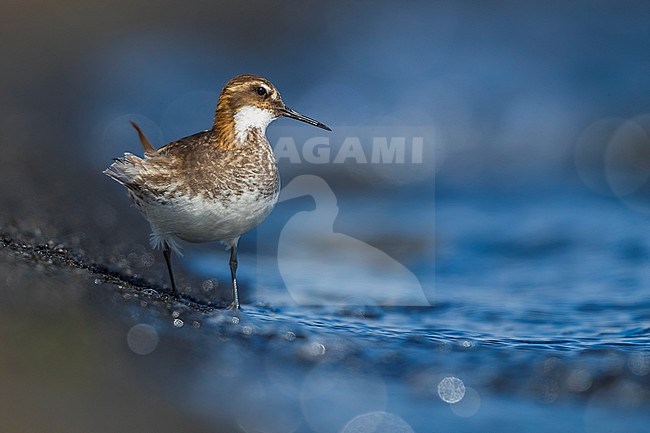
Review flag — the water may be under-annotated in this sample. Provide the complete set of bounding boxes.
[188,182,650,347]
[156,182,650,432]
[435,186,650,346]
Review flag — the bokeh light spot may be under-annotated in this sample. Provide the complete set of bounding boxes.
[449,386,481,417]
[341,411,414,433]
[437,376,465,404]
[126,323,159,355]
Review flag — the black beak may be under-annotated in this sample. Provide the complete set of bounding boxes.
[279,106,332,131]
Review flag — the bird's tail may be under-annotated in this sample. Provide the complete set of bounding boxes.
[103,153,143,186]
[104,120,154,186]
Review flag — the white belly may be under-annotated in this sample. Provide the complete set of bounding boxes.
[142,190,279,244]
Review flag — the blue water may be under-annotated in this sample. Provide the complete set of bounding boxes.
[147,183,650,432]
[189,183,650,346]
[435,186,650,346]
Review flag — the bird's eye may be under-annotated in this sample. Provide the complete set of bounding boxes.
[256,86,267,97]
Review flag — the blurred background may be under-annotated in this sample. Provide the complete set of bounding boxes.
[2,1,650,432]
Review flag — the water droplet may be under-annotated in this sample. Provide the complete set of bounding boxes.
[242,325,254,335]
[302,341,326,358]
[173,318,184,328]
[341,411,414,433]
[126,324,159,355]
[603,352,625,375]
[567,369,593,392]
[536,379,559,404]
[172,310,180,318]
[628,352,650,376]
[140,253,155,267]
[544,357,562,373]
[438,376,465,404]
[284,331,296,341]
[449,387,481,417]
[94,278,102,285]
[301,366,388,433]
[231,316,240,324]
[202,279,218,291]
[192,320,201,329]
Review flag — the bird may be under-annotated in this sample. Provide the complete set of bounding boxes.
[277,175,429,306]
[104,74,331,309]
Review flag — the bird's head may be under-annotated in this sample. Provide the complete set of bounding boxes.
[215,74,331,144]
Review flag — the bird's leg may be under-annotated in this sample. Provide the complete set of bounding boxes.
[162,244,178,296]
[227,244,240,310]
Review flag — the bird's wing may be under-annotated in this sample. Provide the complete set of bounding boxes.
[155,130,214,157]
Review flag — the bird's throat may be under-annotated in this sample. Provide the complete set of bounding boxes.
[231,105,275,145]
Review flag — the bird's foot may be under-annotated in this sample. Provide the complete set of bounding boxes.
[226,301,241,311]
